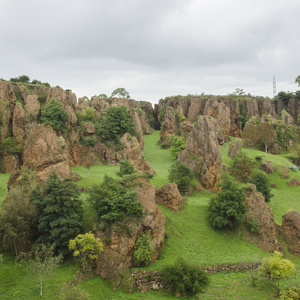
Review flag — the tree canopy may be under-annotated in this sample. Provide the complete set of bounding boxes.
[168,160,193,193]
[33,171,83,256]
[110,87,130,99]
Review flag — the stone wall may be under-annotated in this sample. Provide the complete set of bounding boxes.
[130,262,262,292]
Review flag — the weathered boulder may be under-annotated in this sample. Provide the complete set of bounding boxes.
[244,185,281,252]
[281,110,294,125]
[7,170,21,191]
[96,178,165,284]
[228,139,242,157]
[155,183,183,210]
[22,124,72,182]
[260,161,276,174]
[2,154,20,173]
[178,116,222,190]
[282,210,300,255]
[287,178,300,186]
[24,94,40,120]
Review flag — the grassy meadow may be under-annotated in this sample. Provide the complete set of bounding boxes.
[0,131,300,299]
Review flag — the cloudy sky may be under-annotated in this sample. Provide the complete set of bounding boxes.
[1,0,300,104]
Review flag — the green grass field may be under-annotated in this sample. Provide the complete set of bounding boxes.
[0,131,300,299]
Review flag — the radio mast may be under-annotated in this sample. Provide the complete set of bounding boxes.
[273,74,276,98]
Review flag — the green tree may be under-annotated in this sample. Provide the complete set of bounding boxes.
[110,87,130,99]
[117,159,137,177]
[40,98,69,131]
[95,106,135,144]
[260,251,296,296]
[0,187,34,257]
[33,171,83,256]
[161,257,209,297]
[69,232,103,271]
[256,122,277,153]
[168,160,193,193]
[249,170,273,202]
[87,175,143,226]
[209,173,246,229]
[133,232,155,267]
[18,244,62,298]
[231,152,255,183]
[242,123,259,149]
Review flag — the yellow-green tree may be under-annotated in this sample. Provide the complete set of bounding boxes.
[260,251,296,296]
[69,232,103,271]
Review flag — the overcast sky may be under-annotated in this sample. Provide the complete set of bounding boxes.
[1,0,300,104]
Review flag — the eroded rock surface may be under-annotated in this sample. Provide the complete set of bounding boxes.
[155,183,183,210]
[282,210,300,255]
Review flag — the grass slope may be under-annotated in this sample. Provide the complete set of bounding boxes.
[1,131,299,299]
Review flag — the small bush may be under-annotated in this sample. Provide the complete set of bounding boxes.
[117,159,137,177]
[280,286,300,300]
[169,135,186,158]
[249,170,273,202]
[168,160,193,193]
[245,216,260,233]
[161,257,209,296]
[231,152,255,183]
[62,287,90,300]
[133,232,155,267]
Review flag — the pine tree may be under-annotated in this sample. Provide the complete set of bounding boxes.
[33,171,83,256]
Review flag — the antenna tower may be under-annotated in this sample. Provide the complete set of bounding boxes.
[273,74,276,98]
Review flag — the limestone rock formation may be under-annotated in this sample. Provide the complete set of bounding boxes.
[260,161,276,174]
[287,178,300,186]
[244,185,281,252]
[228,139,242,157]
[155,183,183,210]
[178,116,222,189]
[12,103,25,144]
[22,124,72,182]
[282,210,300,255]
[120,133,155,175]
[96,178,165,284]
[2,154,20,173]
[281,110,295,125]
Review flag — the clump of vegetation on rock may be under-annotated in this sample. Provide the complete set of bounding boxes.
[133,232,155,267]
[168,160,193,193]
[249,170,273,202]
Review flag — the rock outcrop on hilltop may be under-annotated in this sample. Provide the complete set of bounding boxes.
[22,124,72,182]
[244,185,281,252]
[282,210,300,255]
[96,178,165,284]
[178,116,222,190]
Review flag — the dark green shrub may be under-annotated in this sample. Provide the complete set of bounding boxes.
[0,136,22,154]
[117,159,137,177]
[40,98,69,131]
[245,215,260,233]
[169,135,186,158]
[133,232,155,267]
[79,136,97,147]
[95,106,135,144]
[249,170,273,202]
[87,175,143,225]
[231,152,255,183]
[209,173,246,229]
[161,257,209,296]
[168,160,193,193]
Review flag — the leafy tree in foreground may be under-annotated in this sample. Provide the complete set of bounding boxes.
[161,257,209,297]
[95,105,135,144]
[88,175,143,226]
[18,244,62,298]
[33,171,83,256]
[256,122,277,153]
[242,123,259,149]
[69,232,103,271]
[260,251,295,296]
[0,187,34,257]
[168,160,193,193]
[40,98,69,131]
[209,173,246,229]
[249,170,273,202]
